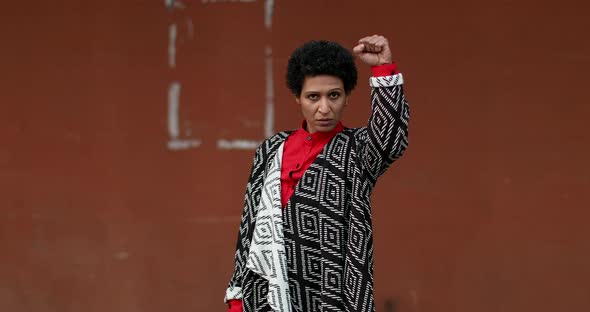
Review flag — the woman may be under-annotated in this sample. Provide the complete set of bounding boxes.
[225,35,410,312]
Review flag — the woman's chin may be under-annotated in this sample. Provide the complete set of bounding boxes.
[315,125,335,133]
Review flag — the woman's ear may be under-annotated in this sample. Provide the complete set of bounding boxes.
[295,96,300,105]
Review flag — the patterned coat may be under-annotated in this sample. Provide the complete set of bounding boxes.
[226,73,410,312]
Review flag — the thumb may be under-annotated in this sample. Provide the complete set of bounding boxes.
[352,43,365,55]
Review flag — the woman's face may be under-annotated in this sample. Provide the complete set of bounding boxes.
[296,75,348,134]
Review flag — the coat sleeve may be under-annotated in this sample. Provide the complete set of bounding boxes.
[224,145,266,302]
[359,73,410,183]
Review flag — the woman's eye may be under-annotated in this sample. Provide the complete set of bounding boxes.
[329,92,340,99]
[308,94,319,100]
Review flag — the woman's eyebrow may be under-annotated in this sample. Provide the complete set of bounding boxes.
[304,88,343,93]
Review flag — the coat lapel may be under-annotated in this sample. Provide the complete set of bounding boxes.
[246,142,292,312]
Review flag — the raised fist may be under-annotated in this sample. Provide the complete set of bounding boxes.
[352,35,393,66]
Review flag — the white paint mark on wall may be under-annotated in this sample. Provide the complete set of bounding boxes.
[168,139,201,150]
[113,251,130,260]
[264,0,274,29]
[165,0,186,10]
[217,139,261,150]
[168,82,202,150]
[168,81,182,139]
[164,0,202,151]
[168,23,177,69]
[264,45,274,138]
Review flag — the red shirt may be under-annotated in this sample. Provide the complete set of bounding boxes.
[227,63,398,312]
[280,121,345,207]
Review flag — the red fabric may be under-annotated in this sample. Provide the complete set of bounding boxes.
[281,121,345,207]
[227,299,243,312]
[371,62,398,77]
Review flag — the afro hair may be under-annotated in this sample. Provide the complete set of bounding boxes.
[286,40,358,97]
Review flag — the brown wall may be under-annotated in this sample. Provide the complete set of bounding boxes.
[1,1,589,311]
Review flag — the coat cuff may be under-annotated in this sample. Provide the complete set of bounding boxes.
[369,73,404,88]
[224,286,243,302]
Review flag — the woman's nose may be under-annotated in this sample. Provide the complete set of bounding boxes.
[317,97,330,114]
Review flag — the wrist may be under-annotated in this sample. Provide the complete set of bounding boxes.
[377,54,392,66]
[379,60,393,66]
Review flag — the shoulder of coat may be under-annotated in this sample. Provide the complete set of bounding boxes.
[257,131,291,153]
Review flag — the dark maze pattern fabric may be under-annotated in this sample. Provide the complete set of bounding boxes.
[226,73,409,312]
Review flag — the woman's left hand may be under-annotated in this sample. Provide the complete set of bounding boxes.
[352,35,393,66]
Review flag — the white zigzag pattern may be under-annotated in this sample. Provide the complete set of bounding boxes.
[246,143,292,312]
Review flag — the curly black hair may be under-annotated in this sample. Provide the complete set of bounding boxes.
[286,40,358,97]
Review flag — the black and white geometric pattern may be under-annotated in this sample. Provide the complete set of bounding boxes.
[246,143,292,312]
[225,133,290,310]
[226,73,409,312]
